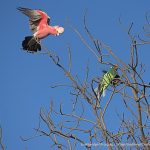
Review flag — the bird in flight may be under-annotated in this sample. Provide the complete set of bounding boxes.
[17,7,64,52]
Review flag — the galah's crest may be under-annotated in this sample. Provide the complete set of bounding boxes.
[94,64,120,99]
[17,7,64,52]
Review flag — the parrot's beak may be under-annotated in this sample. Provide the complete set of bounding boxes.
[56,27,64,35]
[56,32,60,36]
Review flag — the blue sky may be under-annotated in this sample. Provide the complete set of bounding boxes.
[0,0,150,149]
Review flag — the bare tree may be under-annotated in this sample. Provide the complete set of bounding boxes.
[21,14,150,150]
[0,126,5,150]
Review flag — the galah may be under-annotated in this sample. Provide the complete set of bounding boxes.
[94,64,120,99]
[17,7,64,52]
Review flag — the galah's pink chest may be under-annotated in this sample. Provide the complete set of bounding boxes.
[35,26,58,39]
[35,11,58,38]
[35,19,49,38]
[36,27,50,38]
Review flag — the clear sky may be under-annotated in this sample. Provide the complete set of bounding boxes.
[0,0,150,149]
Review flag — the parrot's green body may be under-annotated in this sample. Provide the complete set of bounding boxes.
[95,65,119,99]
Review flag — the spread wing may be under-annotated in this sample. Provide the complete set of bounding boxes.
[17,7,50,33]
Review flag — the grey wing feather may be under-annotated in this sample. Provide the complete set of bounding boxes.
[29,20,40,33]
[17,7,41,21]
[17,7,42,33]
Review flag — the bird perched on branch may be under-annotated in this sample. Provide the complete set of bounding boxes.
[17,7,64,52]
[94,64,121,99]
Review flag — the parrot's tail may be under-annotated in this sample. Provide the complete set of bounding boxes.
[102,90,106,97]
[94,87,106,99]
[94,87,100,108]
[22,36,41,52]
[94,87,100,100]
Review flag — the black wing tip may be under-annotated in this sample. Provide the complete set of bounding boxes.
[17,7,21,11]
[17,7,32,11]
[17,7,24,10]
[17,7,26,12]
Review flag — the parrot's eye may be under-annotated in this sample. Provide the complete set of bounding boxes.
[56,30,60,36]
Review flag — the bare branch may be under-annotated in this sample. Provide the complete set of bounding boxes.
[0,126,5,150]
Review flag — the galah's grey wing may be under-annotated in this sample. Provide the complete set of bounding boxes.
[17,7,42,33]
[17,7,41,21]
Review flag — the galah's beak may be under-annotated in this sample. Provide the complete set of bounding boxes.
[56,27,64,36]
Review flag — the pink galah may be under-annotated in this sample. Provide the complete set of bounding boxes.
[17,7,64,52]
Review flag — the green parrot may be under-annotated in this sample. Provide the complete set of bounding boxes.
[94,64,120,99]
